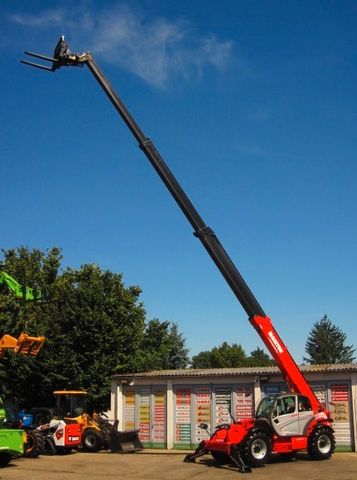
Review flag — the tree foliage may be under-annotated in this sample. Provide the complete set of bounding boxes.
[139,320,189,370]
[304,315,355,365]
[0,247,189,410]
[247,347,275,367]
[191,342,274,368]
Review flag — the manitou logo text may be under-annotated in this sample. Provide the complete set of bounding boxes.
[268,331,283,353]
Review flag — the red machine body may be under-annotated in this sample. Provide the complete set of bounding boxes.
[189,316,335,471]
[250,316,322,410]
[21,37,336,472]
[37,420,81,454]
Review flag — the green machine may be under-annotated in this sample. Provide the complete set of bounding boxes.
[0,270,41,301]
[0,397,26,467]
[0,268,45,466]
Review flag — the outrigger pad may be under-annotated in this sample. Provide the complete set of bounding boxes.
[183,444,206,463]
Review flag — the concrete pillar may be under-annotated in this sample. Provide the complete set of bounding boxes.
[166,379,173,449]
[254,376,262,409]
[110,381,123,427]
[351,373,357,452]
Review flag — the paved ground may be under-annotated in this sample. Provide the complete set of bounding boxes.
[1,450,357,480]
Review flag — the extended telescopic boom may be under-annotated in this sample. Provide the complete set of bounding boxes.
[21,37,323,411]
[22,36,264,320]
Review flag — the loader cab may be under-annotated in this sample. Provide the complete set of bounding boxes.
[256,394,314,436]
[53,390,87,419]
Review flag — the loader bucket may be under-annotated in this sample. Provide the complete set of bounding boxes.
[109,429,143,453]
[0,333,45,357]
[14,333,46,356]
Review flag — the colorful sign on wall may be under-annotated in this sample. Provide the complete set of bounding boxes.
[330,384,350,423]
[153,390,166,444]
[139,388,151,442]
[215,387,231,425]
[195,386,211,442]
[124,388,135,430]
[175,387,191,443]
[311,384,327,407]
[235,386,253,419]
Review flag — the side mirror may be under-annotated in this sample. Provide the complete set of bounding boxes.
[198,422,208,430]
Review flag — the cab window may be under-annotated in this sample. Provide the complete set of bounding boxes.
[273,396,296,417]
[298,395,312,412]
[256,397,275,419]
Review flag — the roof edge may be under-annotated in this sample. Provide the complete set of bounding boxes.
[113,363,357,379]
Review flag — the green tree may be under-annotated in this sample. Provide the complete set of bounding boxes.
[0,247,188,410]
[192,342,247,368]
[191,350,212,369]
[245,347,275,367]
[304,315,355,365]
[191,343,274,369]
[139,320,189,370]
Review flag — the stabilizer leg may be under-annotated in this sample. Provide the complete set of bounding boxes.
[229,444,252,473]
[183,442,206,463]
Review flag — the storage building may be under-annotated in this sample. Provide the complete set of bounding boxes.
[111,364,357,452]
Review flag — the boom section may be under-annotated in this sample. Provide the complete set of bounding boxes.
[21,36,265,319]
[251,316,321,411]
[21,37,321,411]
[85,57,265,320]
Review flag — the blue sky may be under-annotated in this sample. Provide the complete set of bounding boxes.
[1,1,356,363]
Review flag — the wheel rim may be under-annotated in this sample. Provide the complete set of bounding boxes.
[84,434,97,447]
[251,439,267,460]
[318,434,331,454]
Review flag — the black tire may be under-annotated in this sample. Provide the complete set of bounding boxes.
[81,429,103,452]
[0,453,12,468]
[24,430,44,458]
[43,437,57,456]
[241,431,272,468]
[211,451,231,464]
[308,426,335,460]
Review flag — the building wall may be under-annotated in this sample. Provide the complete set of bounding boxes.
[111,371,356,452]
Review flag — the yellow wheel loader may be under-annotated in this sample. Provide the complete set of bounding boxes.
[53,390,143,453]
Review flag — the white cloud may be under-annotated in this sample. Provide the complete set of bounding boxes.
[9,9,66,27]
[9,3,234,88]
[201,36,232,68]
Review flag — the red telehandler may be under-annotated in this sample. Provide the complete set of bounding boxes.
[22,37,335,472]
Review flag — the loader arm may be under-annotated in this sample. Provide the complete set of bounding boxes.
[0,271,41,301]
[0,270,45,356]
[22,37,322,412]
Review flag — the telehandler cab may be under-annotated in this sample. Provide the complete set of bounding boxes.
[22,37,335,472]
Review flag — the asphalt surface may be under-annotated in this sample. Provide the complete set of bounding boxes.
[1,450,357,480]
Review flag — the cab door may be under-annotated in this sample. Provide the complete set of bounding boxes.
[272,395,300,436]
[297,395,314,434]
